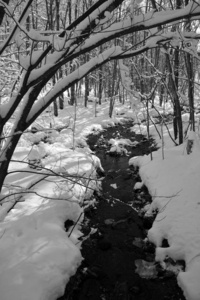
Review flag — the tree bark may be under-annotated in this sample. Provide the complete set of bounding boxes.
[184,53,195,130]
[166,52,183,144]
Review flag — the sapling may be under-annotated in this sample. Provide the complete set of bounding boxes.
[186,129,195,155]
[145,98,153,161]
[161,119,164,160]
[72,100,77,150]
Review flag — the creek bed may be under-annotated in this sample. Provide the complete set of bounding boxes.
[58,120,185,300]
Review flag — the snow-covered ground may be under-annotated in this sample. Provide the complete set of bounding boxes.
[129,111,200,300]
[1,97,200,300]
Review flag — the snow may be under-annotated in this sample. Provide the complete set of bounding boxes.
[0,101,132,300]
[134,181,144,190]
[2,97,200,300]
[74,1,200,57]
[129,112,200,300]
[75,0,114,32]
[110,183,117,189]
[27,64,55,84]
[27,47,122,121]
[2,0,200,297]
[28,29,52,43]
[107,137,138,155]
[0,0,30,53]
[1,145,99,300]
[28,146,41,160]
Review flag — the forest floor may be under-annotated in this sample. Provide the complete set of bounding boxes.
[58,121,185,300]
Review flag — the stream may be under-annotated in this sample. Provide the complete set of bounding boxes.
[58,120,185,300]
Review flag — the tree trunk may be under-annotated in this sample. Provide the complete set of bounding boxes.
[185,53,195,131]
[56,0,64,111]
[98,66,103,105]
[84,76,89,107]
[166,52,183,144]
[98,45,104,105]
[109,60,117,117]
[69,84,76,105]
[84,53,90,107]
[184,0,195,131]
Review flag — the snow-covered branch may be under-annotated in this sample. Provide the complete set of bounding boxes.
[115,31,200,58]
[25,29,200,125]
[15,0,200,92]
[26,46,122,124]
[0,0,34,55]
[73,0,200,55]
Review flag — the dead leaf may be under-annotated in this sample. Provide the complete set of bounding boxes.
[132,237,144,248]
[135,259,158,279]
[104,219,115,225]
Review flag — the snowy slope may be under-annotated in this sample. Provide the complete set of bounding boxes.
[1,98,200,300]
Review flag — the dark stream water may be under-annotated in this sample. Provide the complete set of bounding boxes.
[58,120,185,300]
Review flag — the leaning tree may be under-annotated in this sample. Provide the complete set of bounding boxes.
[0,0,200,192]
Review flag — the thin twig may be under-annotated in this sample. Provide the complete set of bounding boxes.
[68,212,83,237]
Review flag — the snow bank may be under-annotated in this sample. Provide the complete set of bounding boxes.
[0,146,102,300]
[129,142,200,300]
